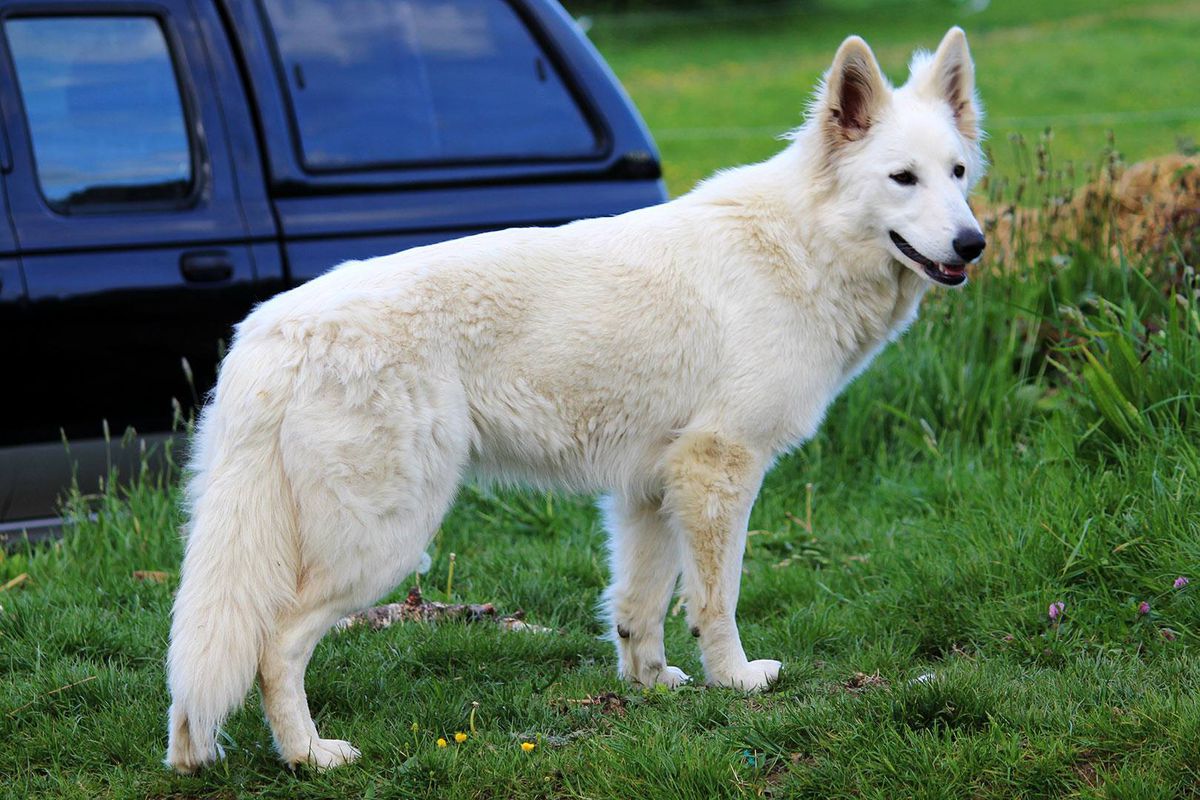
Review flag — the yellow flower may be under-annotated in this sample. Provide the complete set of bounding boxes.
[521,741,536,752]
[454,732,468,743]
[437,738,448,748]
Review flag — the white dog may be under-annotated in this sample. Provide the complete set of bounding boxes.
[166,28,985,772]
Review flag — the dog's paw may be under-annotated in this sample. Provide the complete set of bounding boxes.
[655,665,692,689]
[623,663,692,689]
[290,738,361,771]
[710,659,782,692]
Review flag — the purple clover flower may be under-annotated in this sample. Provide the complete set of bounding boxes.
[1138,601,1151,615]
[1048,601,1065,621]
[1174,576,1189,589]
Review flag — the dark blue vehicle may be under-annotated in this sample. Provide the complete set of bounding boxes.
[0,0,666,534]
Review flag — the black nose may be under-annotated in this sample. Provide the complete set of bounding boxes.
[953,229,986,262]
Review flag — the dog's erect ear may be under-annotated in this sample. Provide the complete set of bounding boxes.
[912,27,980,140]
[821,35,889,144]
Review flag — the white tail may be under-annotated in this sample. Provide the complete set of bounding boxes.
[165,337,299,773]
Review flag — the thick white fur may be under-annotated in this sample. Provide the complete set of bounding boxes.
[166,29,985,772]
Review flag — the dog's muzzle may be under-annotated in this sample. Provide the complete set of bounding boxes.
[888,230,971,286]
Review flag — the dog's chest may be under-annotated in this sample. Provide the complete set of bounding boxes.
[765,267,923,446]
[822,268,917,373]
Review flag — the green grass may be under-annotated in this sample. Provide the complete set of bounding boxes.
[3,3,1200,797]
[584,0,1200,195]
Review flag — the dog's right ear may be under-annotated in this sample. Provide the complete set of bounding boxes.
[820,36,889,145]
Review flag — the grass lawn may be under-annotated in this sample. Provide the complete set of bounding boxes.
[3,1,1200,798]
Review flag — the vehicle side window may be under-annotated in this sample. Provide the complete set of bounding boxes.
[259,0,599,170]
[4,16,194,212]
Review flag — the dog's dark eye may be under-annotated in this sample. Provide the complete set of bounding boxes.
[953,164,966,179]
[890,170,917,186]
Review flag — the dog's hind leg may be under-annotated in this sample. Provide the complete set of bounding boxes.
[662,431,780,691]
[601,494,690,688]
[263,372,471,769]
[259,594,361,770]
[258,504,455,770]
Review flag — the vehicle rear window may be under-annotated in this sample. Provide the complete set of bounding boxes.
[4,17,193,211]
[258,0,600,169]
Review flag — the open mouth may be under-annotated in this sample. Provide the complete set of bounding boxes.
[888,231,967,286]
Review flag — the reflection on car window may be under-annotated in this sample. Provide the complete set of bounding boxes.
[5,17,193,211]
[259,0,599,169]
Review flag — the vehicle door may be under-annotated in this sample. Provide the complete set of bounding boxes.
[0,0,269,448]
[0,109,29,521]
[222,0,667,281]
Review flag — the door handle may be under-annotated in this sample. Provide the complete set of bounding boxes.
[180,251,234,283]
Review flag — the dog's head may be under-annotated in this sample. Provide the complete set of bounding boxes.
[812,28,986,286]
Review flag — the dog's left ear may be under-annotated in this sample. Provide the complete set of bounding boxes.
[912,27,980,140]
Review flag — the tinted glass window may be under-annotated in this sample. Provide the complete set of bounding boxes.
[5,17,193,210]
[259,0,599,168]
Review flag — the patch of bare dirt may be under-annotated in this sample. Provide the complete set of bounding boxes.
[841,671,889,693]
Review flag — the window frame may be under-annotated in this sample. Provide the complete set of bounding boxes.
[253,0,610,176]
[0,6,205,216]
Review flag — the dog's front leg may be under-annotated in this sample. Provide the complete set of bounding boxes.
[601,494,690,688]
[663,431,780,691]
